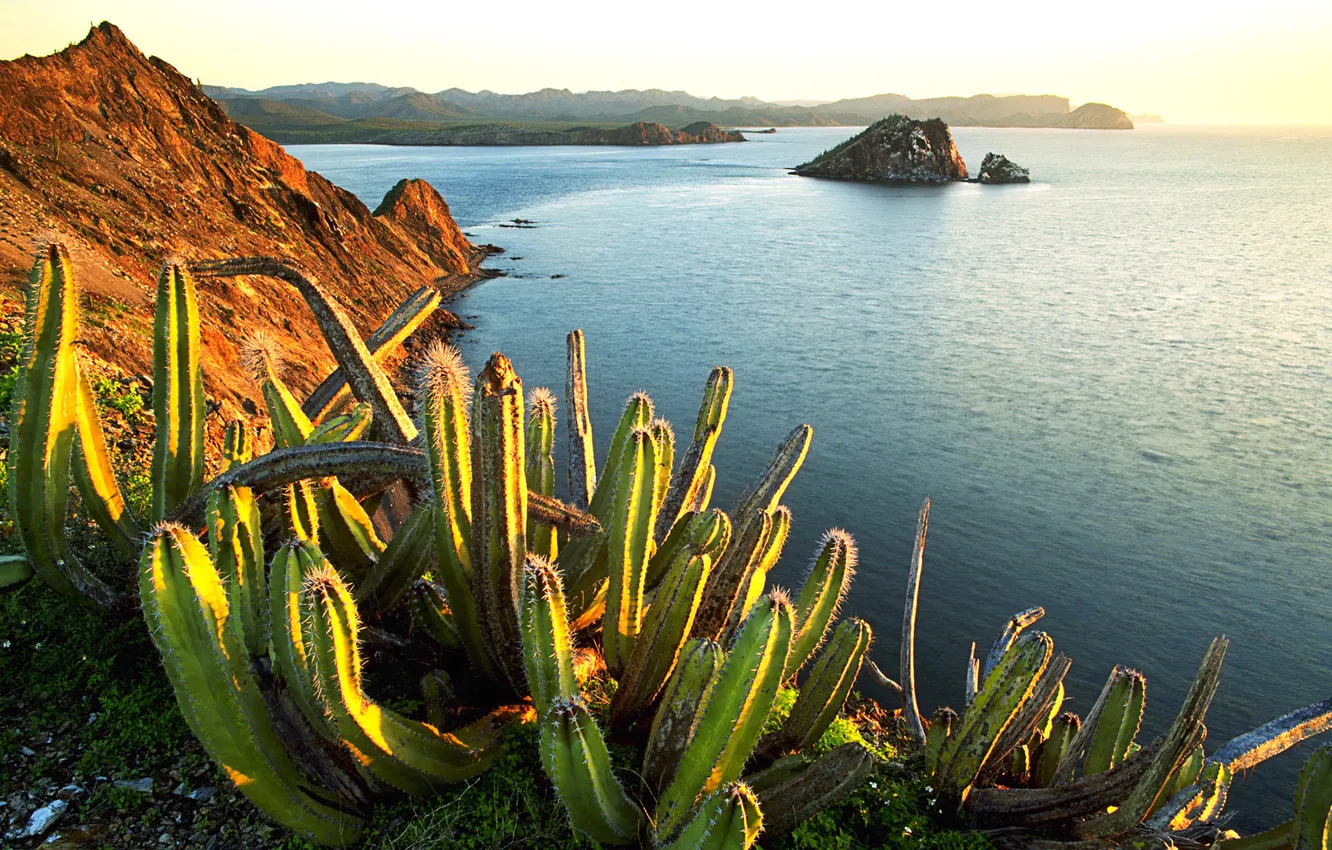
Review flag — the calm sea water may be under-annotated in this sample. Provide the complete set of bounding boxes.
[291,126,1332,826]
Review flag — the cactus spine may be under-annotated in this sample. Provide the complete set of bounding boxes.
[525,387,558,560]
[779,618,872,750]
[657,366,732,540]
[151,261,205,521]
[140,525,362,845]
[787,529,857,676]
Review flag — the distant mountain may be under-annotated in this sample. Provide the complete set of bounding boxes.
[1132,113,1165,124]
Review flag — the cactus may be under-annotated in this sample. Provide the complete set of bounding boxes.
[205,484,266,658]
[140,525,363,845]
[525,387,559,560]
[656,366,732,540]
[287,479,320,543]
[1034,712,1081,787]
[307,403,373,444]
[643,638,724,794]
[355,500,434,614]
[268,540,334,739]
[151,261,206,521]
[659,782,763,850]
[314,478,385,580]
[518,556,578,715]
[0,555,35,589]
[787,529,856,676]
[603,426,659,674]
[247,335,313,448]
[1293,746,1332,850]
[749,744,872,840]
[71,362,142,556]
[221,421,254,471]
[775,618,872,751]
[926,707,959,776]
[565,329,597,510]
[542,699,640,845]
[1084,669,1147,775]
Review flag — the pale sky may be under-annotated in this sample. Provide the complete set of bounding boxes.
[2,0,1329,123]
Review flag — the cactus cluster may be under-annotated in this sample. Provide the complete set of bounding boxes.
[885,497,1332,848]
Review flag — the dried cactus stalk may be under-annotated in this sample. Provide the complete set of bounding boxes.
[518,556,578,717]
[205,484,266,658]
[303,562,502,793]
[565,329,597,509]
[1084,670,1147,775]
[469,353,528,691]
[779,618,872,750]
[644,638,723,795]
[525,387,558,560]
[152,261,206,522]
[935,629,1053,805]
[749,743,873,839]
[541,699,639,845]
[141,525,363,845]
[900,497,931,751]
[355,499,434,614]
[603,426,659,675]
[965,642,981,705]
[656,366,732,541]
[658,781,763,850]
[983,607,1046,680]
[656,592,793,841]
[610,550,712,726]
[71,361,142,556]
[8,244,125,610]
[787,528,857,676]
[304,284,441,422]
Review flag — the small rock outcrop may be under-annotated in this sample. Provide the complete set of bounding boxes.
[793,114,968,183]
[977,153,1030,184]
[373,178,472,273]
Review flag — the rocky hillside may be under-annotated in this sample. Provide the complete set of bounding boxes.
[793,115,968,183]
[0,23,487,417]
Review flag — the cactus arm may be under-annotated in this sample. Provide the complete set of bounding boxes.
[525,388,559,560]
[779,618,872,750]
[691,511,772,641]
[987,654,1073,774]
[644,638,724,795]
[603,426,659,674]
[7,244,125,611]
[286,480,320,542]
[307,404,373,444]
[658,782,763,850]
[221,421,254,471]
[542,699,639,845]
[565,329,597,509]
[656,366,732,541]
[518,556,579,716]
[1084,670,1147,775]
[189,258,418,445]
[900,497,930,751]
[355,499,434,614]
[314,479,386,580]
[205,484,266,658]
[650,418,675,521]
[268,542,335,739]
[935,630,1052,805]
[303,285,441,422]
[749,744,872,840]
[1035,714,1083,788]
[469,353,528,691]
[1293,746,1332,850]
[724,505,790,638]
[70,362,142,555]
[0,555,35,589]
[966,642,981,705]
[1217,821,1295,850]
[656,592,794,840]
[689,464,717,513]
[983,607,1046,680]
[410,579,464,649]
[1052,665,1126,785]
[141,526,363,845]
[1074,638,1227,839]
[926,707,959,776]
[731,424,812,524]
[787,528,856,676]
[304,564,503,792]
[255,349,313,448]
[610,551,712,725]
[151,262,206,522]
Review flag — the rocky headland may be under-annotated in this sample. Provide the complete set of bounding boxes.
[792,115,968,183]
[977,153,1031,184]
[338,120,746,146]
[0,23,487,414]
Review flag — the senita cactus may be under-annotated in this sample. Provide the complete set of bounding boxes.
[770,618,872,752]
[151,261,206,521]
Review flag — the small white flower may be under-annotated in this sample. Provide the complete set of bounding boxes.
[903,826,913,835]
[924,785,933,793]
[868,781,878,789]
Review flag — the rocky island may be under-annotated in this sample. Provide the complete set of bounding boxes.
[792,115,968,182]
[977,153,1031,184]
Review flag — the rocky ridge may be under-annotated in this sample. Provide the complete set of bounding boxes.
[792,115,968,183]
[0,22,485,417]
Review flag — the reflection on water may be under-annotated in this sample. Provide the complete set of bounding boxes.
[291,125,1332,826]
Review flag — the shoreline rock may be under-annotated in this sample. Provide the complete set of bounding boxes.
[977,153,1031,184]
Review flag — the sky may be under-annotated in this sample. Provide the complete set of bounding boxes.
[2,0,1329,124]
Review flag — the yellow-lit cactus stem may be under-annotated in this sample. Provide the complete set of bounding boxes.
[925,707,959,777]
[301,561,515,794]
[642,638,724,796]
[727,504,790,635]
[654,591,794,842]
[656,365,733,540]
[355,500,434,615]
[8,243,125,610]
[602,425,660,676]
[542,698,641,845]
[313,477,385,581]
[565,328,597,510]
[469,352,528,693]
[205,483,266,658]
[71,361,142,556]
[140,524,363,846]
[1083,668,1147,775]
[658,782,763,850]
[268,540,334,740]
[306,403,372,444]
[525,387,559,561]
[786,527,856,676]
[410,579,463,650]
[771,618,872,752]
[221,420,254,471]
[151,260,205,522]
[287,479,320,543]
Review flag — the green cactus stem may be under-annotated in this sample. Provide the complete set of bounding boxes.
[777,618,872,751]
[749,744,873,839]
[1034,713,1082,788]
[421,669,455,731]
[926,707,959,777]
[355,499,434,614]
[525,387,559,560]
[656,591,793,840]
[988,653,1072,774]
[731,424,812,526]
[541,698,640,845]
[247,336,313,448]
[314,478,386,580]
[900,497,931,750]
[644,638,724,795]
[691,510,772,642]
[205,484,266,658]
[646,508,730,591]
[303,284,441,422]
[724,505,791,639]
[407,579,460,650]
[268,540,335,739]
[787,529,857,677]
[659,782,763,850]
[518,556,578,716]
[221,421,254,472]
[1293,745,1332,850]
[151,261,206,522]
[565,329,597,510]
[141,525,363,845]
[1218,821,1295,850]
[610,549,713,725]
[603,426,659,675]
[189,258,418,445]
[307,403,373,444]
[469,352,528,692]
[8,243,125,610]
[1084,669,1147,775]
[656,366,732,540]
[71,362,142,556]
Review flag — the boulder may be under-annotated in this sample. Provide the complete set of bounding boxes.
[977,153,1030,184]
[793,115,968,183]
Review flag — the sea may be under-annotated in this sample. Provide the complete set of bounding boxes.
[290,125,1332,827]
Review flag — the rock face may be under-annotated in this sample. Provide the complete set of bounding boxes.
[0,23,485,409]
[977,153,1031,184]
[793,115,968,183]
